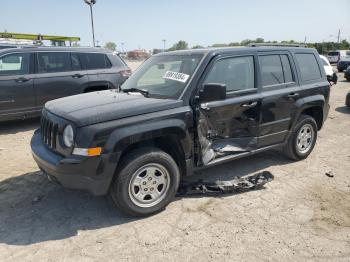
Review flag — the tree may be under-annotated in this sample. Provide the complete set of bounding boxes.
[168,40,188,51]
[192,45,204,49]
[211,43,228,47]
[104,42,117,51]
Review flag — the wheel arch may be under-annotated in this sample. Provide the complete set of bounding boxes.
[294,95,325,130]
[105,119,193,177]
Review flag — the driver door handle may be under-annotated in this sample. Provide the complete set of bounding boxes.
[286,93,300,99]
[15,77,30,83]
[72,73,84,78]
[241,101,257,108]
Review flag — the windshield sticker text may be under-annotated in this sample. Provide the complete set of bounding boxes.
[163,71,190,83]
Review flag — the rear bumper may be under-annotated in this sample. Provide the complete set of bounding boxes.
[31,130,117,195]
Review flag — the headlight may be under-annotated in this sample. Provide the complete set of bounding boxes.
[63,125,74,147]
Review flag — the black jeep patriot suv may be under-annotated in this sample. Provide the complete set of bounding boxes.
[31,47,330,216]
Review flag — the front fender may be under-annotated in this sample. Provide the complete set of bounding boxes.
[105,118,192,158]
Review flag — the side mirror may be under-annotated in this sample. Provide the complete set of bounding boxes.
[199,83,226,102]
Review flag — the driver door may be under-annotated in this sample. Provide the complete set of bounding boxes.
[195,54,261,165]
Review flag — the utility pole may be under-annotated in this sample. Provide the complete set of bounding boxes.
[162,39,166,52]
[337,29,340,43]
[304,36,307,44]
[84,0,97,47]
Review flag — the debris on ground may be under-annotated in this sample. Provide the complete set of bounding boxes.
[325,171,334,178]
[32,195,44,204]
[177,171,274,196]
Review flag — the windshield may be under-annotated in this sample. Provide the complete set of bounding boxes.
[121,54,203,99]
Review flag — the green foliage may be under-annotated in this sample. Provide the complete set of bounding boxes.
[309,40,350,55]
[104,42,117,51]
[211,43,228,47]
[168,38,350,54]
[168,40,188,51]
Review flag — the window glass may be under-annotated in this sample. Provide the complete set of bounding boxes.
[204,56,255,92]
[138,60,181,86]
[259,55,284,86]
[71,53,81,70]
[107,53,127,67]
[80,53,111,70]
[327,52,339,56]
[0,53,30,75]
[280,55,294,83]
[37,52,71,73]
[121,55,202,99]
[295,53,322,81]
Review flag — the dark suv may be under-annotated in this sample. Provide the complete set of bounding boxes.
[31,47,330,216]
[0,47,130,121]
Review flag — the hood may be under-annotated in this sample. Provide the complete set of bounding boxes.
[45,90,183,126]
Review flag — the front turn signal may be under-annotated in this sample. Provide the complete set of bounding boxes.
[73,147,102,156]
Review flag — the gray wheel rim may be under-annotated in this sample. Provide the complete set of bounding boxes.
[128,163,170,208]
[296,123,314,154]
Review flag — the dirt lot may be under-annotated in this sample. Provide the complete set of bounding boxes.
[0,62,349,261]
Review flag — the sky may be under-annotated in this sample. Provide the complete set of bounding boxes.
[1,0,350,50]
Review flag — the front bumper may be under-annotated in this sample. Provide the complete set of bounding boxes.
[31,130,117,195]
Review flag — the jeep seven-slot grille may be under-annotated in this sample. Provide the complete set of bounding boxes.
[41,115,58,149]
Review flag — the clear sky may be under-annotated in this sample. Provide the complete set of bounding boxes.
[1,0,349,50]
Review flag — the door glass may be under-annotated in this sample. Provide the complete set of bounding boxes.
[295,53,322,81]
[0,53,30,75]
[80,53,111,70]
[71,53,82,70]
[204,56,255,92]
[259,55,284,86]
[37,52,71,73]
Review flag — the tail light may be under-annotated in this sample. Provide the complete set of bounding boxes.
[120,69,132,77]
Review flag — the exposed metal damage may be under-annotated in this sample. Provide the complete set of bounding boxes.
[197,102,257,165]
[177,171,274,196]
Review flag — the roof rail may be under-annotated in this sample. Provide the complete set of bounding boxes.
[248,43,307,48]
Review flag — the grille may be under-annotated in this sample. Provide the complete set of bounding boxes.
[41,115,58,149]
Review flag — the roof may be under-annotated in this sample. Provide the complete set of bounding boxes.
[0,46,112,54]
[155,46,315,57]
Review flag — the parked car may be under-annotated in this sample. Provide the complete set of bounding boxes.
[31,46,330,216]
[319,55,337,84]
[0,44,19,50]
[0,47,131,122]
[346,91,350,107]
[337,56,350,72]
[327,50,350,64]
[344,66,350,81]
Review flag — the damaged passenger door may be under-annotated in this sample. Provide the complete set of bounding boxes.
[195,54,260,165]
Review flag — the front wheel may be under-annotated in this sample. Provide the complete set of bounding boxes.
[109,148,180,217]
[283,115,318,160]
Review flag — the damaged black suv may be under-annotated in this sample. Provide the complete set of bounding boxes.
[31,46,330,216]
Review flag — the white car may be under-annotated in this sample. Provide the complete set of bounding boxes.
[327,50,350,64]
[320,55,337,84]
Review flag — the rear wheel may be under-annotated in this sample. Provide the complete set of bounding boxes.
[283,115,318,160]
[109,148,180,217]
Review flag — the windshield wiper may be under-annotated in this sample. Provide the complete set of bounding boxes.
[122,88,149,97]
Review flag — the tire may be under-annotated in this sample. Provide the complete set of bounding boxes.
[283,114,318,161]
[109,147,180,217]
[346,95,350,107]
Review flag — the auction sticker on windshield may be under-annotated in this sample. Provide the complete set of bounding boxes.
[163,71,190,83]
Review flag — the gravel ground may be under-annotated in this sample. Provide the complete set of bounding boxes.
[0,62,349,261]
